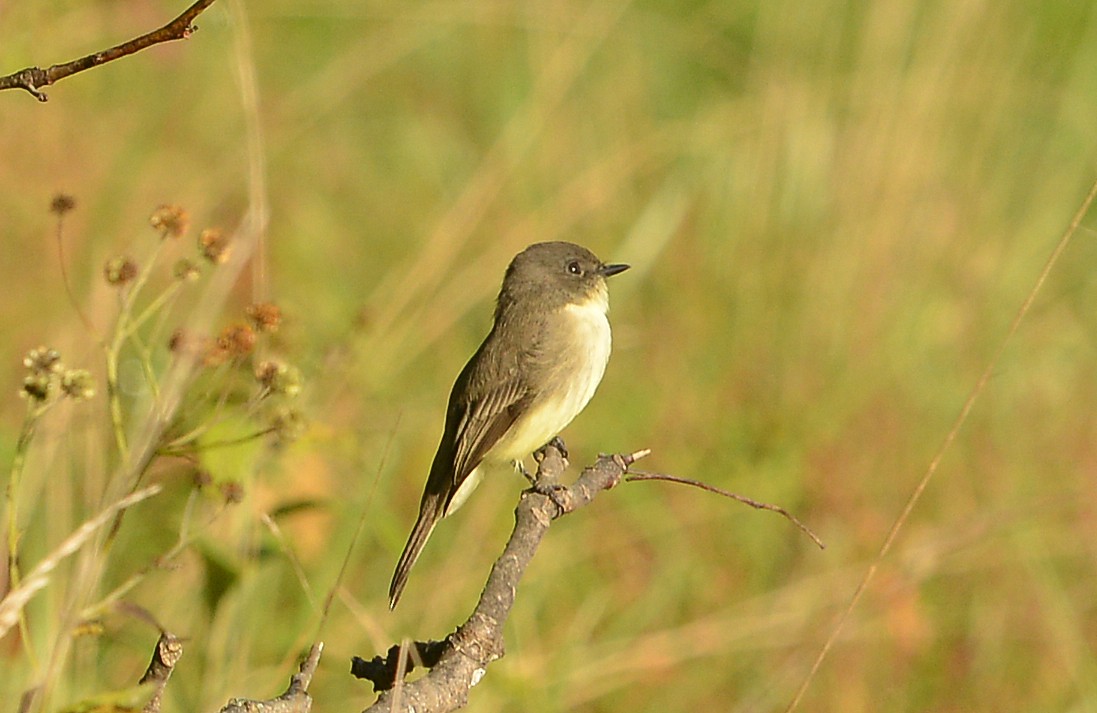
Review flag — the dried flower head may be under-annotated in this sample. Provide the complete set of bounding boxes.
[150,204,189,239]
[173,258,201,282]
[246,302,282,333]
[168,328,188,354]
[61,369,96,400]
[202,343,230,367]
[104,256,138,286]
[192,468,214,489]
[24,346,63,375]
[217,323,257,358]
[198,228,231,264]
[255,361,302,397]
[50,194,76,216]
[21,374,53,402]
[219,480,245,504]
[270,407,307,444]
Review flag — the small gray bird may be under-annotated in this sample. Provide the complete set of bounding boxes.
[389,241,629,608]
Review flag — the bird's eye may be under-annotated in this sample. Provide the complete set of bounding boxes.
[566,261,582,275]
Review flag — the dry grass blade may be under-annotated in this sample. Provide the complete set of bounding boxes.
[0,485,161,638]
[625,471,825,549]
[784,176,1097,712]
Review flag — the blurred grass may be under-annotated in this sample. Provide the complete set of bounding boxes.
[3,0,1097,711]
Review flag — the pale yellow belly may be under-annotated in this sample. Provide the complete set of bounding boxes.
[491,300,611,461]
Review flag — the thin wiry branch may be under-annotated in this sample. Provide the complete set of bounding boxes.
[218,643,323,713]
[625,470,825,549]
[0,0,218,102]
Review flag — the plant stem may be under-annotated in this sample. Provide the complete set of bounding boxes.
[5,398,47,671]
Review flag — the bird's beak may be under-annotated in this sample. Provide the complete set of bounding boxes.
[599,263,630,278]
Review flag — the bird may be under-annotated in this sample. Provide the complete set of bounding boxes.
[388,241,629,609]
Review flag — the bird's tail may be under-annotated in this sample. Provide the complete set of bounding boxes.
[388,495,444,609]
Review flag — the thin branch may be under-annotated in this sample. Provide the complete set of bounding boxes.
[625,470,825,549]
[355,446,822,711]
[0,0,218,102]
[354,446,648,711]
[218,643,323,713]
[139,632,183,713]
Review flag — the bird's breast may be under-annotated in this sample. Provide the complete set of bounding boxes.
[492,299,612,461]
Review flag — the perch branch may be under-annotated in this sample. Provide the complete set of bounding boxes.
[355,447,823,712]
[0,0,218,102]
[353,445,647,712]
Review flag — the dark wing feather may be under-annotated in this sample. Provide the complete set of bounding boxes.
[389,334,531,608]
[448,377,528,490]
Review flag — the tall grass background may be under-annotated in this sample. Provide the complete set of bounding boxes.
[2,1,1097,711]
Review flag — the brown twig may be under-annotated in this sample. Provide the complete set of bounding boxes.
[624,470,826,549]
[218,642,323,713]
[139,632,183,713]
[356,447,820,711]
[355,446,648,712]
[0,0,218,102]
[352,639,448,690]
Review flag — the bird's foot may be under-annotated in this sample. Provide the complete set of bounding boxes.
[517,460,536,485]
[534,436,569,462]
[530,480,571,514]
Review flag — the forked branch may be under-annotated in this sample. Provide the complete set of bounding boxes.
[354,446,821,712]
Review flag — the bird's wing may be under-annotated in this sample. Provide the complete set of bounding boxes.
[449,375,529,489]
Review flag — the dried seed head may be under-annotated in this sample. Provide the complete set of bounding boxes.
[220,480,245,504]
[173,258,201,282]
[270,407,307,444]
[202,343,230,367]
[246,302,283,333]
[168,328,188,354]
[255,360,302,397]
[192,468,214,489]
[198,228,231,264]
[23,346,63,375]
[217,323,257,358]
[104,256,138,286]
[21,374,53,402]
[60,369,96,400]
[50,194,76,216]
[150,204,189,239]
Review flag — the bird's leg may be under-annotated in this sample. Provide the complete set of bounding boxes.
[530,479,571,514]
[515,459,536,485]
[526,438,572,513]
[515,459,568,511]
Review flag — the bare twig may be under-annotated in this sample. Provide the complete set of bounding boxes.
[352,640,448,689]
[139,632,183,713]
[356,447,819,711]
[0,0,218,102]
[219,642,323,713]
[355,446,648,712]
[625,470,825,549]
